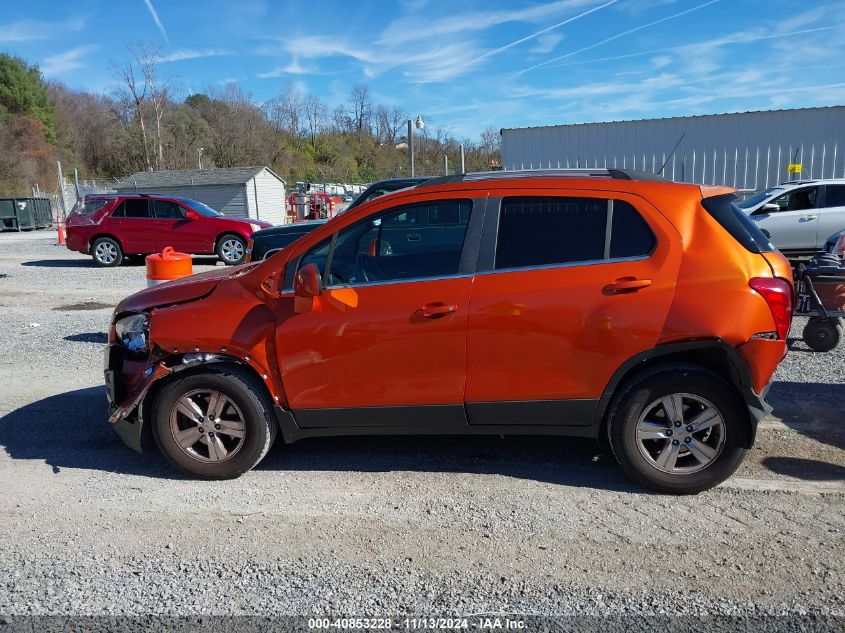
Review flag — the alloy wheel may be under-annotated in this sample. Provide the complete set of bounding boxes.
[169,389,246,463]
[221,239,244,263]
[635,393,726,474]
[95,241,118,264]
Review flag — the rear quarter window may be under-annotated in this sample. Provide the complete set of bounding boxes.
[700,194,775,253]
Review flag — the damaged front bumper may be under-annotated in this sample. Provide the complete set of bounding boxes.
[104,344,239,453]
[104,344,172,453]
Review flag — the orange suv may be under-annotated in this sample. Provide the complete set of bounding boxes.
[105,170,792,493]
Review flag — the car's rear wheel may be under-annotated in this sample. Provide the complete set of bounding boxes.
[151,366,276,479]
[607,365,747,494]
[216,234,246,265]
[91,237,123,267]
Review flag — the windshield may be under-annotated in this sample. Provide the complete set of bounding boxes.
[71,198,109,215]
[180,198,223,217]
[737,188,781,209]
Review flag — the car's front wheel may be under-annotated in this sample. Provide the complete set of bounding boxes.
[216,234,247,265]
[91,236,123,267]
[607,365,747,494]
[151,365,276,479]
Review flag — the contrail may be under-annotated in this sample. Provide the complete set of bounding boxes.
[514,0,720,77]
[542,26,833,69]
[143,0,170,44]
[459,0,620,70]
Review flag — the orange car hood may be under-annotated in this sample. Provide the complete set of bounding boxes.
[115,264,258,314]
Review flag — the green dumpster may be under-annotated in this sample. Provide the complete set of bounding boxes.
[13,198,35,230]
[0,199,16,230]
[32,197,53,228]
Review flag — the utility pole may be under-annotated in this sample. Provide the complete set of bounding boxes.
[407,115,425,177]
[197,147,204,170]
[56,161,67,218]
[460,144,465,173]
[407,120,414,177]
[444,155,449,175]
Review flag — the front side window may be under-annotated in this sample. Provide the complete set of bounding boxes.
[770,187,818,212]
[299,200,473,287]
[153,200,185,219]
[495,197,653,270]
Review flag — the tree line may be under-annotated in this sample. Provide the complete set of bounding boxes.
[0,49,501,196]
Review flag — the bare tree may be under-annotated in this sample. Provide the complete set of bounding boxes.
[303,94,327,149]
[114,51,152,171]
[332,104,352,134]
[388,107,407,145]
[267,81,303,137]
[135,47,167,170]
[348,84,372,140]
[480,127,500,159]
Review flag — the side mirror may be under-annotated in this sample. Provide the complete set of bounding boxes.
[759,203,780,214]
[184,210,200,220]
[294,263,322,298]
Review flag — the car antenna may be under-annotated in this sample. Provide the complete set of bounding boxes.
[657,132,685,176]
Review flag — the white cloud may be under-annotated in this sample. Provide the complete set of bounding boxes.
[0,16,85,44]
[41,45,98,77]
[651,55,672,68]
[257,57,319,78]
[531,33,564,54]
[159,49,231,63]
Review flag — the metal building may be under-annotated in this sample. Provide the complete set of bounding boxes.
[114,166,287,224]
[501,106,845,191]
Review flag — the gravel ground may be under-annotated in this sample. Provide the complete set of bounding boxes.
[0,232,843,630]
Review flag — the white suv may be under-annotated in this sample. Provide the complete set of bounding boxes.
[738,179,845,258]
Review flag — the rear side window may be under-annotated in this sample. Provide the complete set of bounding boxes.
[701,194,774,253]
[495,197,655,269]
[825,185,845,208]
[113,199,150,219]
[610,201,657,258]
[73,199,109,215]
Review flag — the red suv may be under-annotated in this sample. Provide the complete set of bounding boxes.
[65,195,272,266]
[104,170,792,494]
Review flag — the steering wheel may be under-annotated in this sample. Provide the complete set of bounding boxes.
[355,252,383,283]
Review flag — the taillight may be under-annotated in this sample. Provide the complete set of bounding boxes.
[749,277,793,340]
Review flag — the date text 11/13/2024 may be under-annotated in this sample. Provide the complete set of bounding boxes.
[307,617,527,629]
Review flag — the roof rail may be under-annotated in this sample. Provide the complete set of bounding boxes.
[417,168,666,188]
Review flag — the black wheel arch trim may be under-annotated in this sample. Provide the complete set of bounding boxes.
[592,338,766,448]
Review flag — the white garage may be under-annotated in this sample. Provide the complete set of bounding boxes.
[114,166,287,225]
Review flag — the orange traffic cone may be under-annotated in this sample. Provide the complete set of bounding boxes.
[57,220,65,245]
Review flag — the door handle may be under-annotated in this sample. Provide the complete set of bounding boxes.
[413,302,457,319]
[602,277,652,295]
[407,233,421,242]
[800,215,817,221]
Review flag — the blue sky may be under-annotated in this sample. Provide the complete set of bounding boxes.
[2,0,844,139]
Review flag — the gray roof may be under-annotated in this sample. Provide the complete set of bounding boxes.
[114,166,281,189]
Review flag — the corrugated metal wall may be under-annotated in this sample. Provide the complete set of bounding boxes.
[501,107,845,190]
[246,169,287,225]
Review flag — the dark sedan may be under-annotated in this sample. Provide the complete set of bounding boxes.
[246,177,428,261]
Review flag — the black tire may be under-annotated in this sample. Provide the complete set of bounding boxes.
[216,233,247,265]
[91,236,123,267]
[607,364,748,495]
[151,365,277,479]
[803,317,843,352]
